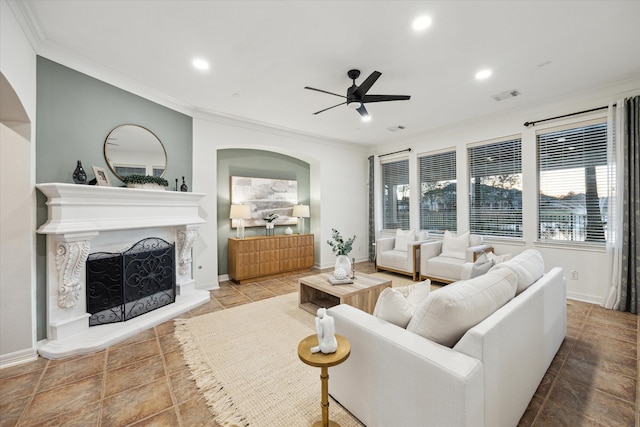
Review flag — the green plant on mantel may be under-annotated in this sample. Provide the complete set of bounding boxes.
[122,174,169,187]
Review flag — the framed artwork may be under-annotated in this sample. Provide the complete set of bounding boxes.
[230,176,298,227]
[92,166,111,186]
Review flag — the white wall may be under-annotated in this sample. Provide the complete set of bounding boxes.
[0,1,38,367]
[192,114,370,288]
[372,78,640,304]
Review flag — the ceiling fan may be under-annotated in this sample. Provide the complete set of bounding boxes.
[304,69,410,118]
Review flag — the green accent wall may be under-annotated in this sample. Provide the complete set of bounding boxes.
[35,56,193,339]
[217,149,311,276]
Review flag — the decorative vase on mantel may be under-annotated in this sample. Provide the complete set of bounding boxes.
[72,160,87,184]
[333,255,352,280]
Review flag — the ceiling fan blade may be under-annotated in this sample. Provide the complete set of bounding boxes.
[353,71,381,98]
[313,102,347,115]
[356,104,369,118]
[304,86,346,99]
[362,94,411,103]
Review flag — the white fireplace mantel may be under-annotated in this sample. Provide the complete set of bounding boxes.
[37,182,206,234]
[36,183,210,359]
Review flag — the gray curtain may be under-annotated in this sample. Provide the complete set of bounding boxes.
[368,155,375,262]
[620,95,640,313]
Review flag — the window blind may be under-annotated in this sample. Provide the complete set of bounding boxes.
[381,158,410,230]
[537,120,608,243]
[468,138,523,238]
[419,151,456,233]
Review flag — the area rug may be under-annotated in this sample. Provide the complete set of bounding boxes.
[174,293,364,427]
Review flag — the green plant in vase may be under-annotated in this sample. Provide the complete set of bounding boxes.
[327,228,356,280]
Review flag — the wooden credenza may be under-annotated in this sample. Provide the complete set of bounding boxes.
[228,234,314,283]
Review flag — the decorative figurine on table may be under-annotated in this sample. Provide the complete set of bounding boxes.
[310,308,338,354]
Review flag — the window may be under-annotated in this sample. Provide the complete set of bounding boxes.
[537,120,608,243]
[115,165,146,176]
[468,138,523,238]
[381,158,410,230]
[419,150,456,233]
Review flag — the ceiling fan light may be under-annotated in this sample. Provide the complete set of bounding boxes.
[347,100,362,109]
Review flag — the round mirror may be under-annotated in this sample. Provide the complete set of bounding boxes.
[104,124,167,181]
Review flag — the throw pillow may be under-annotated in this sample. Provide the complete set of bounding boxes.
[416,230,429,241]
[373,281,431,328]
[441,230,470,260]
[469,253,494,278]
[406,268,517,347]
[486,251,512,264]
[394,229,417,251]
[489,249,544,295]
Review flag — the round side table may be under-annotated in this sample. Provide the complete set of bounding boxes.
[298,334,351,427]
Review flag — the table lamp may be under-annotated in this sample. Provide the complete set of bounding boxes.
[292,204,310,234]
[230,204,251,239]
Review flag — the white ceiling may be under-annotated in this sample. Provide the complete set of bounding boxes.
[17,0,640,145]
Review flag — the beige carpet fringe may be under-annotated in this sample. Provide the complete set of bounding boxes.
[175,318,248,427]
[174,293,363,427]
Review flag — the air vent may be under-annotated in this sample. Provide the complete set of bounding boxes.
[387,125,406,132]
[492,90,521,102]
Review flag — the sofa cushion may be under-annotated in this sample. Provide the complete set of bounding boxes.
[489,249,544,295]
[378,249,411,270]
[441,230,470,260]
[394,229,417,251]
[407,268,517,347]
[425,256,466,281]
[373,281,431,328]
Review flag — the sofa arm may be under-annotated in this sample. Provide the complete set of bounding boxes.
[420,240,443,260]
[376,237,395,252]
[466,244,493,263]
[327,304,483,427]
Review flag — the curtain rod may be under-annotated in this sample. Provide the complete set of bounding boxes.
[379,148,411,158]
[523,105,613,127]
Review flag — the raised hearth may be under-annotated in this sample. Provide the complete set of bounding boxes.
[36,183,210,359]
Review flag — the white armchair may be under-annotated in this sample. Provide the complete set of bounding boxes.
[420,231,493,284]
[376,230,431,281]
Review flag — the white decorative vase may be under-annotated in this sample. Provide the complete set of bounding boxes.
[266,222,275,236]
[334,255,352,280]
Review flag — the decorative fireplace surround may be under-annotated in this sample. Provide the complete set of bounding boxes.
[36,183,210,359]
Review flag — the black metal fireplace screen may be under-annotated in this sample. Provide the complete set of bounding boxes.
[86,238,176,326]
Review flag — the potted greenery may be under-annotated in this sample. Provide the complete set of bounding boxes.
[327,228,356,280]
[122,174,169,190]
[263,212,279,236]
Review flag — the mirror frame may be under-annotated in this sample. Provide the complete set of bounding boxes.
[103,124,168,181]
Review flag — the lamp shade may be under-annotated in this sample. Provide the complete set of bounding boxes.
[292,204,310,218]
[229,204,251,219]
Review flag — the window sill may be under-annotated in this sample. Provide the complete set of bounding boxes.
[533,241,606,253]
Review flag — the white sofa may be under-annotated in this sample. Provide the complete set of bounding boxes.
[328,250,566,427]
[376,230,431,281]
[420,231,493,283]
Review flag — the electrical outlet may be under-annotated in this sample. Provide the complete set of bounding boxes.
[569,270,578,280]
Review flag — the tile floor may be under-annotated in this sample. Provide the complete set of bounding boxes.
[0,263,637,427]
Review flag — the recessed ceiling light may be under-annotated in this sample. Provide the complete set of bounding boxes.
[192,58,210,71]
[475,69,492,80]
[412,15,432,31]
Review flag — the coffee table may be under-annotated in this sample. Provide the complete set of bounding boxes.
[298,272,392,315]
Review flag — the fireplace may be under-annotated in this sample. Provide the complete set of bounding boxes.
[36,183,210,359]
[86,238,176,326]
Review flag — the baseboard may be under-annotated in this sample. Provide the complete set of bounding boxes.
[0,347,39,369]
[567,291,604,306]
